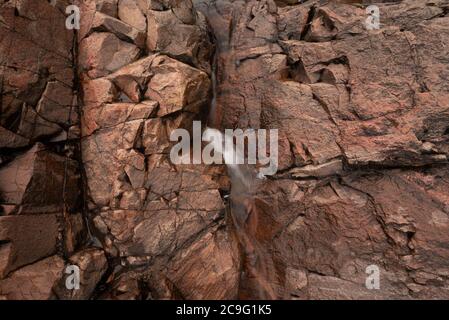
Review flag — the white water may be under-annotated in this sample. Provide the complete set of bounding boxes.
[203,128,278,299]
[202,128,251,187]
[202,12,278,296]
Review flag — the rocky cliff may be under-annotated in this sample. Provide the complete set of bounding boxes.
[0,0,449,300]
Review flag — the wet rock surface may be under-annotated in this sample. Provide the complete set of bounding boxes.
[0,0,448,300]
[195,0,449,299]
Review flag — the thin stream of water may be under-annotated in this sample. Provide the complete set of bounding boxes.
[198,0,279,299]
[203,129,278,299]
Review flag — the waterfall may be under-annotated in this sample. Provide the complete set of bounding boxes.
[204,88,278,300]
[199,0,279,299]
[203,127,277,299]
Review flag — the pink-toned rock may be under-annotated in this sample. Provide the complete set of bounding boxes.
[0,144,79,214]
[145,55,210,116]
[146,3,213,73]
[82,78,118,107]
[277,4,309,40]
[0,255,65,300]
[0,0,84,301]
[91,12,146,48]
[0,214,59,278]
[0,0,74,147]
[81,119,144,207]
[118,0,147,31]
[104,54,210,116]
[4,0,449,302]
[0,127,29,149]
[79,32,141,79]
[36,81,76,125]
[16,105,62,141]
[164,227,240,299]
[194,0,449,299]
[54,248,108,300]
[96,0,119,17]
[83,101,158,136]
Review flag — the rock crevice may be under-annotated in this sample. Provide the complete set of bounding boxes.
[1,0,449,300]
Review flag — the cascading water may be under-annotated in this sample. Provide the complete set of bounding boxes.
[197,0,280,299]
[202,127,278,299]
[204,78,278,299]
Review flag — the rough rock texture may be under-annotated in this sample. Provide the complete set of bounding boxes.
[0,0,100,299]
[1,0,449,300]
[53,248,108,300]
[77,0,237,300]
[0,255,65,300]
[194,0,449,299]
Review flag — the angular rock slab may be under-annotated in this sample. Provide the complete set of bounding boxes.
[0,255,64,300]
[54,248,108,300]
[0,144,80,214]
[0,214,59,279]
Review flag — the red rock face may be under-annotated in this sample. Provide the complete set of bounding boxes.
[77,0,239,300]
[195,0,449,299]
[0,0,449,300]
[0,0,90,299]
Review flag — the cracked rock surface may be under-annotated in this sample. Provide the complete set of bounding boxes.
[194,0,449,299]
[0,0,91,300]
[1,0,449,300]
